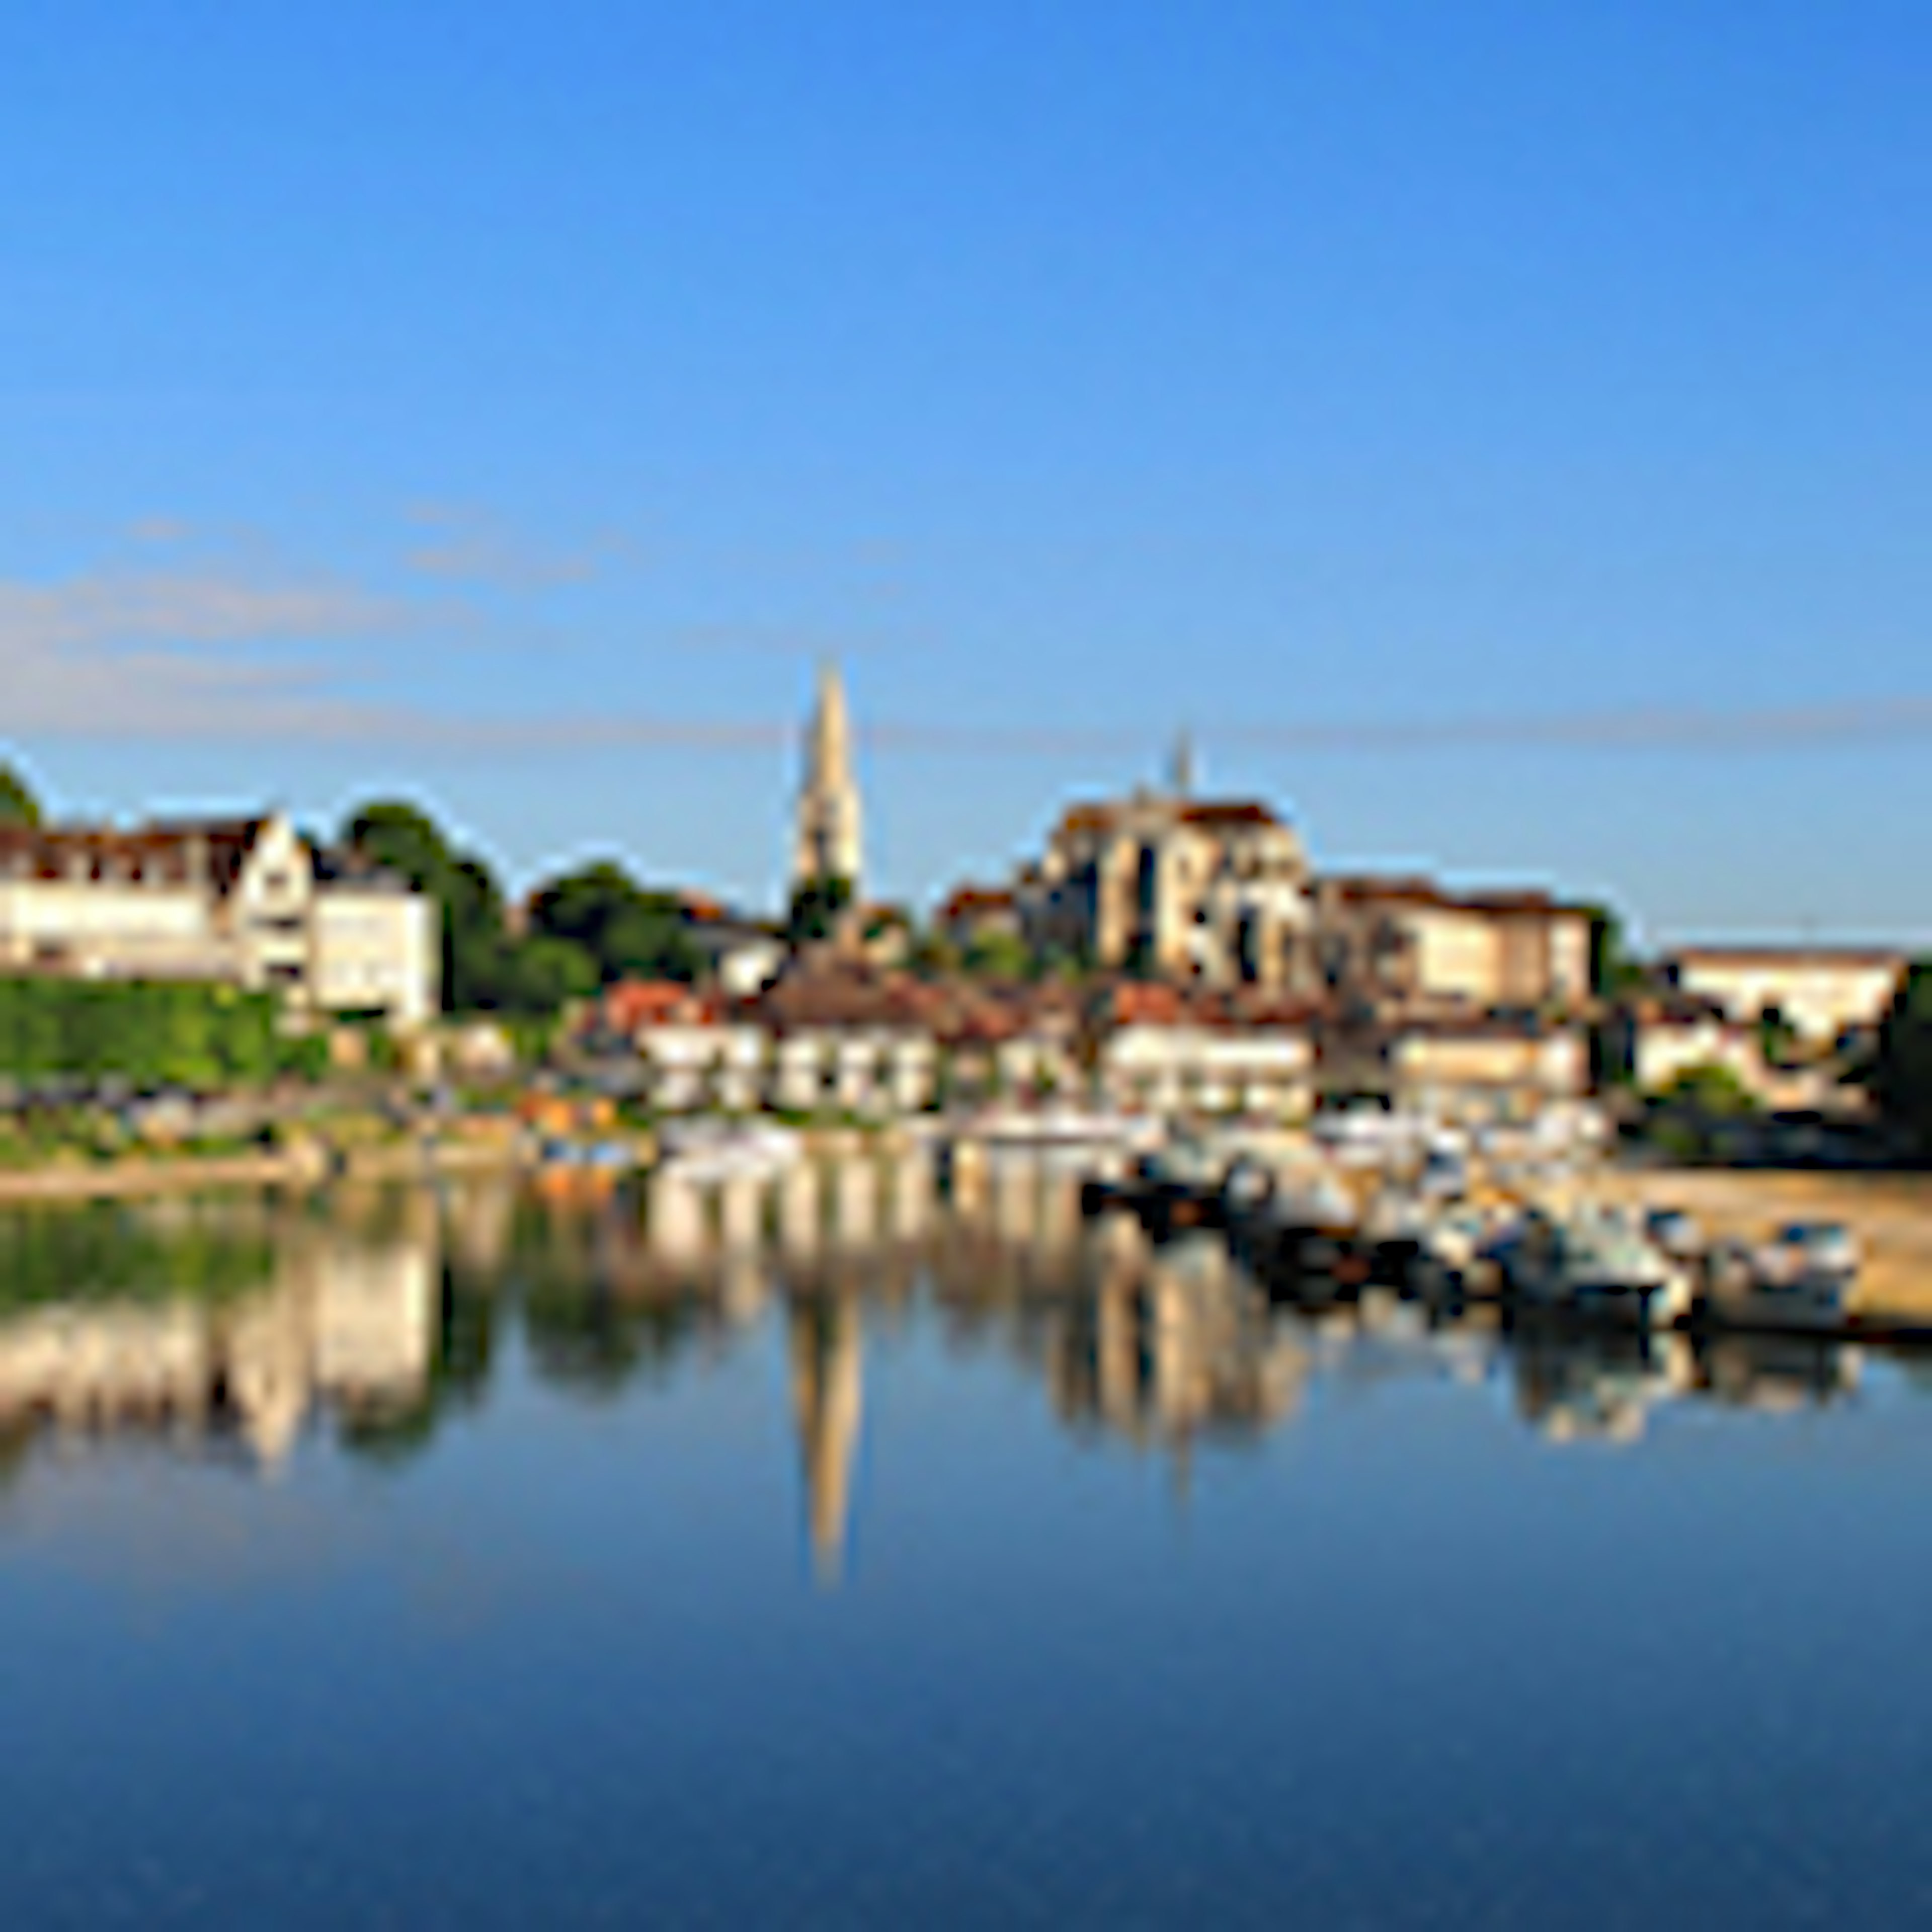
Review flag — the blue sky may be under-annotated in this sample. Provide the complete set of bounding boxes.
[3,1,1928,945]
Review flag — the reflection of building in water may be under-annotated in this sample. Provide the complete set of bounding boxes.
[0,1208,438,1470]
[833,1158,878,1249]
[891,1151,934,1244]
[778,1161,822,1260]
[1044,1234,1308,1456]
[646,1170,709,1272]
[718,1173,765,1252]
[445,1175,517,1278]
[788,1295,864,1583]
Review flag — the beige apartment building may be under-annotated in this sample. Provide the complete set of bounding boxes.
[1661,946,1906,1043]
[1313,877,1593,1014]
[0,812,436,1027]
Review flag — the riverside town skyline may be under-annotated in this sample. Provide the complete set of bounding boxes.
[5,12,1932,940]
[1,651,1918,964]
[6,12,1932,1929]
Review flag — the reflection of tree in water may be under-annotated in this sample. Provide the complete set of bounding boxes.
[0,1414,34,1495]
[0,1199,273,1308]
[521,1274,707,1398]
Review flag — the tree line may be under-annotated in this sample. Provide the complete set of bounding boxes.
[343,801,707,1018]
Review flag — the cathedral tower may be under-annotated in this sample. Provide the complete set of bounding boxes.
[792,661,864,892]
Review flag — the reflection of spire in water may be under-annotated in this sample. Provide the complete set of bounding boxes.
[788,1295,864,1585]
[718,1252,768,1327]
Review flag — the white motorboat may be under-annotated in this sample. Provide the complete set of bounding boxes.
[1491,1205,1694,1329]
[655,1119,802,1182]
[1707,1221,1859,1331]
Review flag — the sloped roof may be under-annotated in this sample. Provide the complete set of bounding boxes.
[1176,801,1280,829]
[0,817,269,894]
[1322,874,1585,918]
[1669,945,1906,970]
[937,884,1017,925]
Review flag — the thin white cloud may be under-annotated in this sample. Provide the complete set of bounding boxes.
[0,564,404,737]
[125,516,196,545]
[9,550,1931,763]
[0,569,392,653]
[400,504,621,592]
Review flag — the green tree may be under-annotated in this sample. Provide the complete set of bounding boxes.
[964,927,1033,979]
[1872,963,1932,1152]
[0,763,41,829]
[345,801,452,887]
[909,929,961,978]
[492,935,600,1015]
[528,862,700,985]
[1586,905,1650,1000]
[1757,1004,1802,1071]
[1654,1061,1759,1117]
[787,874,854,944]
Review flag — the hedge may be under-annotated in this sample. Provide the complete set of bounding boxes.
[0,978,281,1089]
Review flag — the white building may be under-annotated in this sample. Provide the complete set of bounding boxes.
[1100,1019,1316,1118]
[1662,946,1906,1044]
[1388,1019,1589,1124]
[0,813,436,1027]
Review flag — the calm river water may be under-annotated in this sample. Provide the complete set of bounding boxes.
[2,1160,1930,1928]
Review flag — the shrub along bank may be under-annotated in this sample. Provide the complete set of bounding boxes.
[0,979,283,1090]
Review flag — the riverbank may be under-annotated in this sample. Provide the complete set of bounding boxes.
[0,1134,524,1204]
[0,1117,922,1205]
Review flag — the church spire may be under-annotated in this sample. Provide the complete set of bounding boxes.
[793,660,863,892]
[1170,728,1196,799]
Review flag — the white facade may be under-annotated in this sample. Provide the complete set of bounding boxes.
[310,887,437,1028]
[1100,1024,1315,1118]
[772,1030,936,1117]
[0,813,436,1027]
[638,1023,769,1112]
[1390,1026,1587,1124]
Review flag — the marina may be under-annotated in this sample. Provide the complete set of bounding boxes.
[1075,1117,1932,1346]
